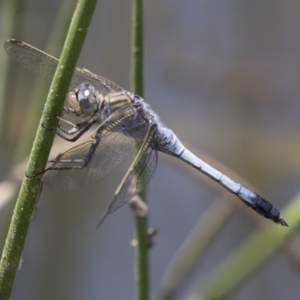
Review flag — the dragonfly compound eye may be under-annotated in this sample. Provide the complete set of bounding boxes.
[77,83,99,114]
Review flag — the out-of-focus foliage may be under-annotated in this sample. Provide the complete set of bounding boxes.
[1,1,300,300]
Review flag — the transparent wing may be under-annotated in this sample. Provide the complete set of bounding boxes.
[4,39,125,94]
[46,131,136,190]
[97,125,158,227]
[46,104,142,189]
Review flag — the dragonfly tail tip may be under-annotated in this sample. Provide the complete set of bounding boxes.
[279,216,288,227]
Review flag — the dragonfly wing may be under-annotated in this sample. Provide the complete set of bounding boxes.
[97,125,158,227]
[46,131,135,190]
[4,39,125,93]
[46,104,141,190]
[73,68,124,94]
[4,40,57,81]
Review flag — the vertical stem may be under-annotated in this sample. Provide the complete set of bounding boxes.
[0,1,98,299]
[131,0,144,96]
[131,0,149,300]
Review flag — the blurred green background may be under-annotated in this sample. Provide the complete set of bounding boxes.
[1,1,300,299]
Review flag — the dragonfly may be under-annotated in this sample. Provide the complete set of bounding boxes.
[4,39,288,227]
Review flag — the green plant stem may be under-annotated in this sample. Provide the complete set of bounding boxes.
[0,1,98,298]
[131,0,144,97]
[0,0,76,261]
[131,0,149,300]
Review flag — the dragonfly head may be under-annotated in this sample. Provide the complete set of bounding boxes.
[68,83,100,116]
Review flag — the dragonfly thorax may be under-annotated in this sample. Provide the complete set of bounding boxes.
[106,91,137,112]
[68,83,100,117]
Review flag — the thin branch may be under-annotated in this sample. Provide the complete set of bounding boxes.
[131,0,149,299]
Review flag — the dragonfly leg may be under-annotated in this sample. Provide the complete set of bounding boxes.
[56,115,79,132]
[41,122,56,133]
[41,112,76,133]
[41,111,60,132]
[47,135,100,171]
[25,135,100,178]
[25,169,48,178]
[56,120,95,142]
[41,120,93,142]
[62,107,76,115]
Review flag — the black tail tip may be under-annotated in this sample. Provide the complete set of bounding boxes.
[278,216,288,227]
